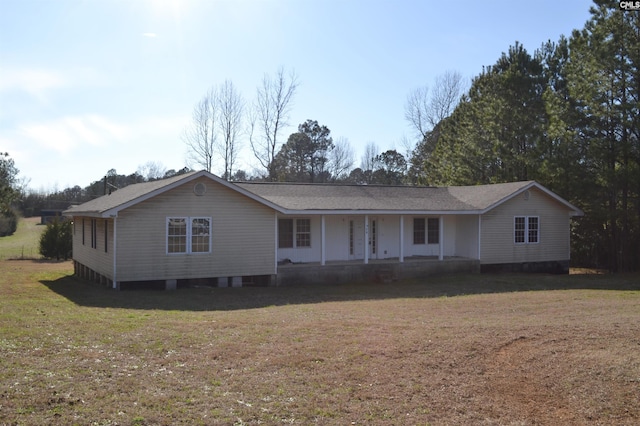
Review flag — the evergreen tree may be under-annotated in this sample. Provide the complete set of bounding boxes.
[39,218,72,260]
[562,1,640,271]
[0,152,20,236]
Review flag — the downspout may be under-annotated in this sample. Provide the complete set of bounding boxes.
[321,215,326,266]
[364,215,369,264]
[439,215,444,261]
[274,212,278,274]
[399,215,404,263]
[478,215,482,261]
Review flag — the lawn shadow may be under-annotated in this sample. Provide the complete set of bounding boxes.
[40,271,640,312]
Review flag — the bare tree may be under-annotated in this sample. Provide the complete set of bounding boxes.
[360,141,380,171]
[430,70,465,126]
[249,68,299,181]
[404,86,431,139]
[137,161,167,181]
[217,80,244,180]
[404,70,465,139]
[329,137,354,181]
[183,88,218,172]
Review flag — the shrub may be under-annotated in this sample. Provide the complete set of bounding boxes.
[0,209,18,237]
[39,218,72,260]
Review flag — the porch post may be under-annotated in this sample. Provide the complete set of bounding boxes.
[274,212,278,273]
[112,214,118,289]
[321,215,326,266]
[439,215,444,261]
[364,214,369,264]
[399,215,404,262]
[478,215,482,260]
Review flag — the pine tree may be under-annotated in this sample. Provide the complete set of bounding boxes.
[39,218,72,260]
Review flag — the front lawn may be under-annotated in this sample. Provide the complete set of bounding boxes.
[1,260,638,425]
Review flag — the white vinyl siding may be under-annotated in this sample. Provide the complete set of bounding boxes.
[114,177,275,282]
[72,216,114,279]
[481,188,570,264]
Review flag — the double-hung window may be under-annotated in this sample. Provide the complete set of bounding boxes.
[167,217,211,254]
[414,217,440,244]
[278,218,311,248]
[427,218,440,244]
[296,219,311,247]
[413,218,425,244]
[514,216,539,244]
[90,219,97,249]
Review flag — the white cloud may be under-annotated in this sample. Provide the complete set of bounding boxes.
[142,32,157,37]
[18,115,130,153]
[0,68,67,102]
[7,113,190,188]
[0,66,108,103]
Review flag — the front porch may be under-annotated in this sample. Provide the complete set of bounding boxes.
[276,256,480,286]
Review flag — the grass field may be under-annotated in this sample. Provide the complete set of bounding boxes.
[0,259,639,425]
[0,217,44,260]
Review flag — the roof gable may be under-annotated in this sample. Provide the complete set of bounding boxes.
[63,171,284,217]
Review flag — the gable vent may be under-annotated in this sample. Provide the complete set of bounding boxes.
[523,190,530,201]
[194,182,207,196]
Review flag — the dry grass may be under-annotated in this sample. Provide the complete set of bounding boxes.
[0,260,639,425]
[0,217,44,260]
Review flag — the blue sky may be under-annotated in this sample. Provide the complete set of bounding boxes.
[1,0,594,191]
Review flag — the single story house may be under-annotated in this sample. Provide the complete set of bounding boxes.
[63,170,583,289]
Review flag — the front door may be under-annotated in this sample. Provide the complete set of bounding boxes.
[369,217,378,260]
[349,217,364,260]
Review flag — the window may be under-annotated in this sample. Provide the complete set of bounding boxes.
[91,219,97,249]
[296,219,311,248]
[527,217,539,243]
[166,217,211,254]
[515,216,539,244]
[278,219,293,248]
[168,218,187,253]
[413,218,425,244]
[191,218,211,253]
[278,218,311,248]
[427,218,439,244]
[349,220,354,255]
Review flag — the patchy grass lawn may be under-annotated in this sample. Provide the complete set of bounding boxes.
[0,260,639,425]
[0,217,44,260]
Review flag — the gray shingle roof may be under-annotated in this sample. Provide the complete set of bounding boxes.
[235,180,536,212]
[64,171,582,217]
[64,171,200,216]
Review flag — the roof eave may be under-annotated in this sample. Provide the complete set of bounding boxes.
[62,210,106,218]
[276,209,483,215]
